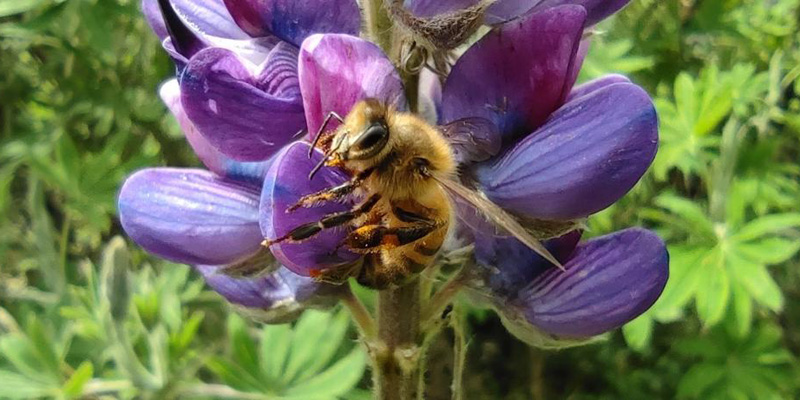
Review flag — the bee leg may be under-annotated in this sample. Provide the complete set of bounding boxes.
[342,221,442,254]
[263,194,381,247]
[287,167,375,211]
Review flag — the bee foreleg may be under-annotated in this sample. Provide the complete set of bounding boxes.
[264,194,381,246]
[288,167,375,211]
[309,111,345,155]
[342,221,442,254]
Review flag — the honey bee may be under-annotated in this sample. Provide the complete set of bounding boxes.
[263,98,561,289]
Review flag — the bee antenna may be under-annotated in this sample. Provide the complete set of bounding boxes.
[308,150,332,181]
[309,111,345,158]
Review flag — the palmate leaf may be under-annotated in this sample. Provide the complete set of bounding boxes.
[0,369,56,399]
[213,310,366,398]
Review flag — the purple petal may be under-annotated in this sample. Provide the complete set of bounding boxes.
[439,118,501,164]
[441,6,587,143]
[223,0,360,47]
[180,45,305,161]
[159,79,271,182]
[299,34,407,138]
[487,0,631,26]
[118,168,263,265]
[197,265,342,321]
[475,82,658,220]
[156,0,206,58]
[143,0,169,40]
[473,231,581,297]
[404,0,483,17]
[508,228,668,338]
[260,142,359,275]
[143,0,249,41]
[566,73,630,102]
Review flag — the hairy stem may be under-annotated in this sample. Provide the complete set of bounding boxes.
[376,280,422,400]
[363,0,394,56]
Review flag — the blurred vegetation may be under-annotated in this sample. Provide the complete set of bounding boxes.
[1,0,799,399]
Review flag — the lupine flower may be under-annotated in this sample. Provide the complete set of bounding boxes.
[142,0,360,161]
[121,0,668,337]
[438,6,668,345]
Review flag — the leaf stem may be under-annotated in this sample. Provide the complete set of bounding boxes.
[341,286,377,339]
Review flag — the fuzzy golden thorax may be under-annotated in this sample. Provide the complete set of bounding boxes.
[329,99,456,200]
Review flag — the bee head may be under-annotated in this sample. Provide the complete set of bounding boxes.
[336,98,391,161]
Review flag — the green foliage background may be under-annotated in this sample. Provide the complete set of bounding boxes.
[0,0,799,399]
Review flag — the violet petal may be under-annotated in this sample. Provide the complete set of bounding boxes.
[159,79,271,182]
[475,82,658,220]
[299,34,408,137]
[180,45,305,161]
[260,142,359,275]
[143,0,249,41]
[509,228,668,338]
[566,73,630,102]
[441,5,586,143]
[197,265,342,320]
[473,231,581,297]
[118,168,263,265]
[487,0,631,26]
[223,0,360,47]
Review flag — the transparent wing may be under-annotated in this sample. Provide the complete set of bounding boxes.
[438,117,502,164]
[435,176,564,270]
[218,247,279,278]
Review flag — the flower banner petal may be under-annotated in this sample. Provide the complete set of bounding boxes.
[180,45,305,161]
[260,141,360,275]
[299,34,408,137]
[441,5,586,143]
[509,228,668,338]
[566,73,630,101]
[475,82,658,220]
[118,168,263,265]
[223,0,360,46]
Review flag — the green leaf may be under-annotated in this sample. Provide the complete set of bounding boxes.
[622,314,653,351]
[735,238,800,265]
[0,369,55,399]
[677,363,725,399]
[727,255,783,311]
[652,246,705,321]
[655,194,715,238]
[732,213,800,242]
[0,0,47,17]
[260,323,293,385]
[228,315,260,375]
[296,311,351,381]
[283,311,333,383]
[172,311,205,355]
[695,249,730,326]
[207,357,269,393]
[284,348,366,398]
[62,361,93,398]
[730,281,752,338]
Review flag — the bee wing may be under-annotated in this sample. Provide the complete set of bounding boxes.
[439,118,502,164]
[435,176,565,270]
[217,247,280,278]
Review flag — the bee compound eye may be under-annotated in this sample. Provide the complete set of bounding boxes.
[352,122,389,159]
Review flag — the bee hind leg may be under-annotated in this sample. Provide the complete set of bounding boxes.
[341,221,442,254]
[263,194,381,247]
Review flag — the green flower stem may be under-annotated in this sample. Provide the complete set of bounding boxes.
[363,0,395,59]
[376,280,423,400]
[421,270,466,329]
[450,304,467,400]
